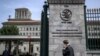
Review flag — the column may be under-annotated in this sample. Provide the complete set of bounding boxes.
[23,10,25,19]
[24,11,27,18]
[15,11,16,18]
[18,10,19,19]
[19,10,21,19]
[20,10,22,19]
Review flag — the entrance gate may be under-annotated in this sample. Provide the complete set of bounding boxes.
[86,8,100,56]
[86,8,100,50]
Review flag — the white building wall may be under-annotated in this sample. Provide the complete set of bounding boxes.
[0,43,5,54]
[17,25,40,36]
[33,42,40,56]
[0,36,40,55]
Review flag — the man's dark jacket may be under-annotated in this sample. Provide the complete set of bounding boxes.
[2,50,10,56]
[63,45,74,56]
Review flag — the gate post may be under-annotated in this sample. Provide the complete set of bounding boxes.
[40,1,49,56]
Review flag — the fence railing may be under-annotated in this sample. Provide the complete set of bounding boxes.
[86,8,100,50]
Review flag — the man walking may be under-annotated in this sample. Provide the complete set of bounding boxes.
[62,40,74,56]
[2,47,10,56]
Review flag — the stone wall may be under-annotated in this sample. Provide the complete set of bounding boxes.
[49,4,86,56]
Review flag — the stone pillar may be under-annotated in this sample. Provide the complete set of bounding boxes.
[17,11,19,18]
[47,0,86,56]
[19,10,21,19]
[20,10,22,19]
[15,11,17,18]
[23,10,25,19]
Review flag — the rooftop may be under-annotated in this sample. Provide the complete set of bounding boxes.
[15,8,29,10]
[2,19,40,25]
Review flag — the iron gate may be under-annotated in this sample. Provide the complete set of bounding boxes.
[86,8,100,50]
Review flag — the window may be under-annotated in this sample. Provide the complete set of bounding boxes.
[19,27,22,31]
[36,27,38,31]
[24,47,26,51]
[27,28,28,31]
[33,33,34,36]
[38,33,39,36]
[30,33,31,35]
[23,33,25,35]
[33,28,34,31]
[24,27,25,31]
[30,28,31,31]
[36,33,38,36]
[37,47,39,51]
[88,33,92,36]
[36,33,40,36]
[88,27,91,30]
[26,33,28,35]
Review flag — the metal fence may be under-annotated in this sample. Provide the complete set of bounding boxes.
[86,8,100,50]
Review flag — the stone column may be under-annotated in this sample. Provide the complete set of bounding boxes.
[20,10,22,19]
[23,10,25,19]
[17,10,19,19]
[19,10,21,19]
[15,11,16,18]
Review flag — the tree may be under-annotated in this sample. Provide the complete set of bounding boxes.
[0,28,1,35]
[0,25,19,54]
[0,25,19,35]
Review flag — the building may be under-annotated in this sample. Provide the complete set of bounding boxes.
[0,8,40,56]
[3,8,40,36]
[0,6,100,56]
[15,8,31,19]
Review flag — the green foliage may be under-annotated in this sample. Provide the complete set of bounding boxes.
[0,25,19,35]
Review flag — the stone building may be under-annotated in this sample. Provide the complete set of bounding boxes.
[3,8,40,36]
[15,8,31,19]
[0,8,40,56]
[0,2,100,56]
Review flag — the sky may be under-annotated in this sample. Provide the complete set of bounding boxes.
[0,0,100,28]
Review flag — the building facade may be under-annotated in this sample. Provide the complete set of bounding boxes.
[15,8,31,19]
[0,8,40,56]
[3,8,40,36]
[0,6,100,56]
